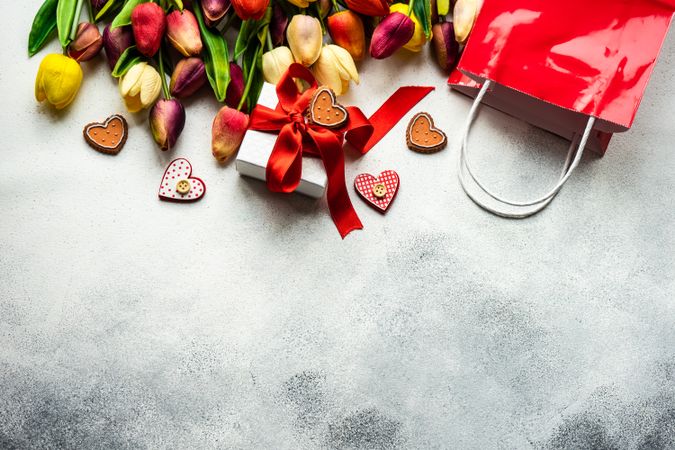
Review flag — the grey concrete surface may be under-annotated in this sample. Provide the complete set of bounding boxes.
[1,2,674,449]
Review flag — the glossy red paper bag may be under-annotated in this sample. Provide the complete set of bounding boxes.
[451,0,674,149]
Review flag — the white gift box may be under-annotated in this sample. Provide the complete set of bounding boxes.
[235,83,327,198]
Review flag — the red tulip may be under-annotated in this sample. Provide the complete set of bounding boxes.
[345,0,389,16]
[369,12,415,59]
[131,2,166,57]
[269,3,288,46]
[212,106,249,162]
[231,0,269,20]
[327,11,366,61]
[225,62,245,110]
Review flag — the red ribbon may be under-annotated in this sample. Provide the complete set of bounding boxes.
[248,63,434,238]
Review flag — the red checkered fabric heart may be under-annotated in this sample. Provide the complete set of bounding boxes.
[354,170,400,213]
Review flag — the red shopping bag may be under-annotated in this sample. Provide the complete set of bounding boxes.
[449,0,674,218]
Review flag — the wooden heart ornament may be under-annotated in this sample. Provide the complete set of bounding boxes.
[158,158,206,203]
[83,114,128,154]
[406,112,447,153]
[354,170,400,213]
[309,86,348,129]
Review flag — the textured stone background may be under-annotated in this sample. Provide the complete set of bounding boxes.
[1,3,674,449]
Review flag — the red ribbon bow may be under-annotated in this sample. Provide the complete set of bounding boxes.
[248,63,434,238]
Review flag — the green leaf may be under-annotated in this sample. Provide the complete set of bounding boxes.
[194,0,230,102]
[56,0,80,48]
[234,20,256,60]
[112,45,142,77]
[28,0,59,56]
[111,0,146,29]
[95,0,123,22]
[413,0,432,39]
[169,0,183,10]
[436,0,449,16]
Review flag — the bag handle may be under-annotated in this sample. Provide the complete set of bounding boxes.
[458,79,597,218]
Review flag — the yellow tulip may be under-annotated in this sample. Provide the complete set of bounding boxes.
[118,62,162,113]
[287,15,322,67]
[35,54,83,110]
[312,45,359,96]
[262,46,295,85]
[389,3,428,52]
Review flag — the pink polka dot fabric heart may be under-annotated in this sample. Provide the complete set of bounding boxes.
[354,170,400,213]
[158,158,206,203]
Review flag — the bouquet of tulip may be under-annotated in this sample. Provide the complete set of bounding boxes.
[28,0,480,158]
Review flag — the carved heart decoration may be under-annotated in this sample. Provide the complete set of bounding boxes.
[83,114,128,154]
[158,158,206,203]
[309,86,348,129]
[406,112,447,153]
[354,170,400,213]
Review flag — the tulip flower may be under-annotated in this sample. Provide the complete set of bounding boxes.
[269,3,288,46]
[212,106,249,162]
[286,0,316,8]
[102,24,134,70]
[389,3,427,52]
[170,57,207,98]
[226,62,245,110]
[262,46,294,85]
[150,99,186,151]
[131,2,166,57]
[202,0,231,27]
[318,0,332,18]
[35,54,83,109]
[454,0,479,44]
[91,0,108,14]
[231,0,269,20]
[166,10,203,57]
[312,45,359,95]
[287,16,322,67]
[327,11,365,61]
[369,12,415,59]
[431,22,459,72]
[345,0,389,16]
[68,22,103,62]
[118,62,162,112]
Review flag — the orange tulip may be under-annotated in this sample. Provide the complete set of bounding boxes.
[327,11,365,61]
[231,0,269,20]
[344,0,389,16]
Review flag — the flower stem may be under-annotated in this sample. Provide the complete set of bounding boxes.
[266,30,273,52]
[237,44,263,111]
[332,0,339,12]
[221,12,238,36]
[407,0,416,16]
[69,0,85,41]
[86,0,94,23]
[158,47,172,99]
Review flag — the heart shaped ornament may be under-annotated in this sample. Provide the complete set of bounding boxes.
[308,86,348,129]
[354,170,400,213]
[406,112,447,153]
[158,158,206,203]
[83,114,128,154]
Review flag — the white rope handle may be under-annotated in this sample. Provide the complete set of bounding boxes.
[458,79,596,218]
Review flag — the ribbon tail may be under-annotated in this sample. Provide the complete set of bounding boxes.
[312,130,363,238]
[346,86,435,153]
[266,124,304,193]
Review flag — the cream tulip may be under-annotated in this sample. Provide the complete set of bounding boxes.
[286,15,322,67]
[312,45,359,96]
[118,62,162,113]
[262,46,295,85]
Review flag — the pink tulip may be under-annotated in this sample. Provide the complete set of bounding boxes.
[166,10,203,57]
[131,2,166,57]
[202,0,231,26]
[150,99,186,151]
[102,24,134,70]
[68,22,103,62]
[212,106,249,162]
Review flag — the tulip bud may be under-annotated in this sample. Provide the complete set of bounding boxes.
[202,0,231,26]
[318,0,332,18]
[269,3,288,46]
[150,99,186,151]
[212,106,249,162]
[431,22,459,72]
[369,12,415,59]
[327,11,365,61]
[35,54,83,109]
[170,57,207,98]
[454,0,479,44]
[103,24,134,70]
[67,22,103,62]
[166,10,203,57]
[262,46,294,85]
[225,62,245,110]
[287,15,322,67]
[231,0,269,20]
[119,62,162,112]
[389,3,428,52]
[131,2,166,57]
[345,0,388,16]
[312,45,359,95]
